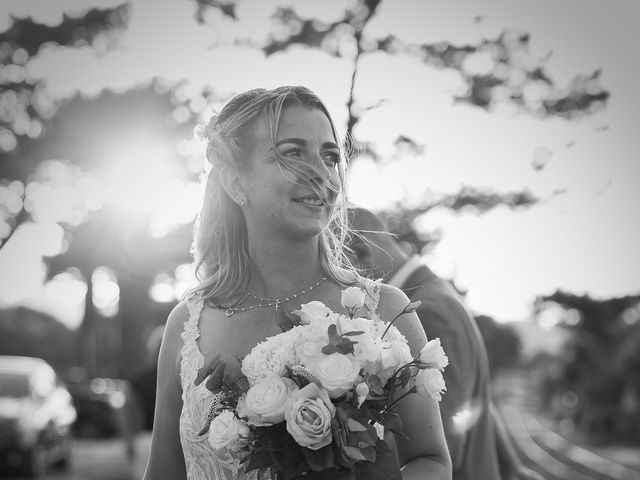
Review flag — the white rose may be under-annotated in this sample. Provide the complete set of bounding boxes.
[312,353,360,398]
[208,410,250,451]
[285,383,335,450]
[294,301,332,324]
[237,375,298,426]
[341,287,365,313]
[419,338,449,370]
[343,317,381,366]
[295,339,325,371]
[379,339,413,371]
[303,315,333,341]
[295,317,333,370]
[416,368,447,401]
[373,321,404,342]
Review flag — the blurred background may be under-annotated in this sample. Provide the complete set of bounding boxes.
[0,0,638,479]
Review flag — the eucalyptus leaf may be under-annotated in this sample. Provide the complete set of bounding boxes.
[341,330,365,337]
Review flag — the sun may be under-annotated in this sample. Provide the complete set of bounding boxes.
[102,140,176,214]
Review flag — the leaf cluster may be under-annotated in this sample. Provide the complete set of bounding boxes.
[321,324,363,355]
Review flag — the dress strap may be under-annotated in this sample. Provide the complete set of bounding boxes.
[361,277,382,318]
[179,293,205,392]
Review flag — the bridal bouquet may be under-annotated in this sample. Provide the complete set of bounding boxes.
[197,286,448,479]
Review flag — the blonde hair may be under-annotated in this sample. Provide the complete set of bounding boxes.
[189,86,360,306]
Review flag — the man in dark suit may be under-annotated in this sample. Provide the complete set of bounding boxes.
[349,207,542,480]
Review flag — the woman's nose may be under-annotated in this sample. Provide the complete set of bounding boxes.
[308,151,331,177]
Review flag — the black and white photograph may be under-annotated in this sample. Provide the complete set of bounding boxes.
[0,1,638,479]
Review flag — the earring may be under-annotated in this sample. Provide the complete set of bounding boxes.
[239,198,245,208]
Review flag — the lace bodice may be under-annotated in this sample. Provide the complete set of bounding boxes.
[178,278,381,480]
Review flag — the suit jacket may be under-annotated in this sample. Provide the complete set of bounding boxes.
[401,264,501,480]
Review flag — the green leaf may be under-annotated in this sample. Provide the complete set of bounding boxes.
[336,339,356,355]
[347,418,368,432]
[331,417,355,470]
[321,344,339,355]
[341,330,365,337]
[304,468,355,480]
[277,433,309,479]
[402,300,422,314]
[381,413,403,435]
[245,424,309,479]
[354,440,402,480]
[349,430,376,449]
[399,368,412,388]
[302,444,335,472]
[276,309,302,332]
[343,446,366,462]
[327,324,341,345]
[367,375,385,396]
[358,444,377,462]
[244,451,272,472]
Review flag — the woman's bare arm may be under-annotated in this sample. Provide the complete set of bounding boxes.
[378,284,452,480]
[142,302,189,480]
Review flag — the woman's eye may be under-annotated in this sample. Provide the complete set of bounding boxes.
[282,147,303,158]
[323,152,340,167]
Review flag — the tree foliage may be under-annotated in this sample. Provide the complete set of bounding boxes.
[0,1,618,381]
[535,291,640,442]
[0,3,131,147]
[0,306,76,370]
[191,0,609,253]
[0,3,132,248]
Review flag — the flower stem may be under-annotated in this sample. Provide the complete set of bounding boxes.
[381,301,413,340]
[381,386,417,414]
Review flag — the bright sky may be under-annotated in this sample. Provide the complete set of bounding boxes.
[0,0,638,325]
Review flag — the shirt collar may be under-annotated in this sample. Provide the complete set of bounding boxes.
[388,255,423,289]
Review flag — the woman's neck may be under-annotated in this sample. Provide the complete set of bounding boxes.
[247,237,325,298]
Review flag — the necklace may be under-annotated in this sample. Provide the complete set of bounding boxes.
[223,276,327,317]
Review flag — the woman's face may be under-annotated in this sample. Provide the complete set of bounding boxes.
[241,104,341,241]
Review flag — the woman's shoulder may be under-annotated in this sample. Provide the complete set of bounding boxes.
[377,282,412,316]
[346,273,410,318]
[167,299,190,325]
[377,282,427,353]
[162,298,194,347]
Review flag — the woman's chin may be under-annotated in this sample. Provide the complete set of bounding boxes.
[285,217,329,239]
[286,203,331,236]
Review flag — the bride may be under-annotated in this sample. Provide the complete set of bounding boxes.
[142,86,451,480]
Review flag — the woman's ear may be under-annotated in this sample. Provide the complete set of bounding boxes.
[219,165,247,207]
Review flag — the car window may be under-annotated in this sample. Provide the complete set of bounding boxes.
[0,372,30,398]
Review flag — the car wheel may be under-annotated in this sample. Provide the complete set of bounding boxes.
[23,444,47,479]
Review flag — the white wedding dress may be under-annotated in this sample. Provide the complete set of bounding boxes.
[178,279,381,480]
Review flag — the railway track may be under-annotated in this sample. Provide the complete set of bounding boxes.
[496,376,640,480]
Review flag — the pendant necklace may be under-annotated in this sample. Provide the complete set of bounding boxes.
[223,277,327,317]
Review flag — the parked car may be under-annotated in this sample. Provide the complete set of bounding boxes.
[0,356,76,478]
[66,376,141,458]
